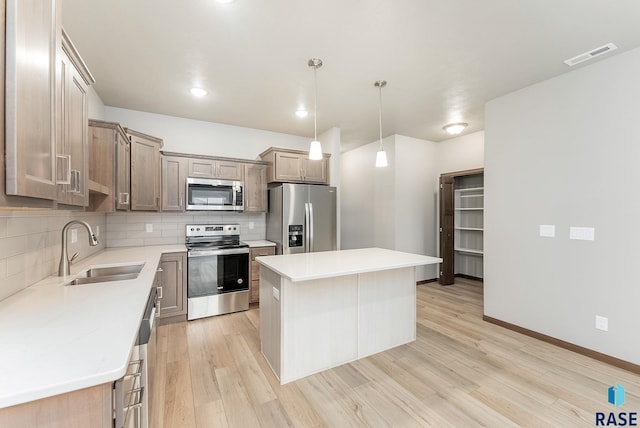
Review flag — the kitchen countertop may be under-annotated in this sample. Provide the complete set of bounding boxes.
[0,245,185,409]
[256,247,442,282]
[243,240,276,248]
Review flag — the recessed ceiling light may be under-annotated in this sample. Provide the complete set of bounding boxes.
[189,87,208,97]
[295,109,308,118]
[443,122,468,135]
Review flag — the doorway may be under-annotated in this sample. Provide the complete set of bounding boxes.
[439,168,484,285]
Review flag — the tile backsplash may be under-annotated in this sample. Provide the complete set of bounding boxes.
[105,211,266,247]
[0,210,106,300]
[0,209,266,301]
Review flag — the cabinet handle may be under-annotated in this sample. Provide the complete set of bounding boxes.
[119,192,130,205]
[157,286,163,300]
[69,170,81,193]
[56,155,71,184]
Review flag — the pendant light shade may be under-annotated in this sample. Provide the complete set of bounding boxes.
[308,58,323,160]
[374,80,388,168]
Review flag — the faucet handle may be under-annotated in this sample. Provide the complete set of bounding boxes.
[70,252,79,264]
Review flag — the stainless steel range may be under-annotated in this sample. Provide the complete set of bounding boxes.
[186,224,250,320]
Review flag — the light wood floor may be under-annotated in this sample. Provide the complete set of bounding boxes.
[154,280,640,427]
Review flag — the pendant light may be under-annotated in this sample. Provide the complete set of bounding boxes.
[308,58,323,160]
[374,80,388,168]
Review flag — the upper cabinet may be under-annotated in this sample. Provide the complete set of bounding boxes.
[5,0,60,200]
[187,158,244,181]
[127,129,163,211]
[260,147,330,185]
[87,120,130,212]
[56,29,95,207]
[161,155,187,211]
[244,163,267,212]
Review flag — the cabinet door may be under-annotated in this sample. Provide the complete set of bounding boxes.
[244,164,266,212]
[274,152,304,182]
[115,132,130,210]
[57,48,88,206]
[188,158,216,178]
[303,158,328,184]
[249,246,275,303]
[159,253,187,318]
[439,175,455,285]
[130,135,160,211]
[216,160,243,180]
[5,0,59,200]
[161,156,187,211]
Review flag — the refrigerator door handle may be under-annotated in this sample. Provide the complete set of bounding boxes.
[304,202,310,252]
[308,202,314,252]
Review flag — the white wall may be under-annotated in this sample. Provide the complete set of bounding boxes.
[484,47,640,364]
[341,135,439,281]
[104,107,314,160]
[435,131,484,175]
[87,86,106,120]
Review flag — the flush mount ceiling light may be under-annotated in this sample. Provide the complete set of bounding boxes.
[443,122,468,135]
[307,58,323,160]
[374,80,388,168]
[189,87,208,97]
[295,109,308,118]
[215,0,237,3]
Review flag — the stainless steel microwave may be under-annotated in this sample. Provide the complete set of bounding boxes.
[185,177,244,211]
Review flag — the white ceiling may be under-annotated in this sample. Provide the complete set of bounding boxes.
[62,0,640,151]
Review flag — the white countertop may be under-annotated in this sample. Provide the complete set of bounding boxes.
[256,248,442,282]
[0,245,185,409]
[243,240,276,248]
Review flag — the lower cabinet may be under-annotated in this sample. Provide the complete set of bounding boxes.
[249,246,275,303]
[158,252,187,323]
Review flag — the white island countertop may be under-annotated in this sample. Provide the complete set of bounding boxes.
[0,245,185,409]
[256,248,442,282]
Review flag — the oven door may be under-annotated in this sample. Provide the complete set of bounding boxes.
[187,248,249,298]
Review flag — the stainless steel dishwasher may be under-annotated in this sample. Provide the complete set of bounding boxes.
[114,286,158,428]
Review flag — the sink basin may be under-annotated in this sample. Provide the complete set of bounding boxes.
[77,263,145,278]
[64,263,145,286]
[65,273,140,286]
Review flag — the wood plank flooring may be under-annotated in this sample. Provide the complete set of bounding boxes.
[154,279,640,427]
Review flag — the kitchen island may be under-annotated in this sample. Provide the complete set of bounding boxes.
[256,247,442,384]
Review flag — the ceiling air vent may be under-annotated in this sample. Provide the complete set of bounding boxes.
[564,43,618,66]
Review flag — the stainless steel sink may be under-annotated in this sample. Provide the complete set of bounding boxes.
[77,263,144,278]
[64,263,145,286]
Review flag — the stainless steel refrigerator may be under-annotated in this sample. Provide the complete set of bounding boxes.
[267,183,337,255]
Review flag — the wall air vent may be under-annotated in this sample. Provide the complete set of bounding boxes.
[564,43,618,66]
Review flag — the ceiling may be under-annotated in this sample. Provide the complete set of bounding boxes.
[62,0,640,152]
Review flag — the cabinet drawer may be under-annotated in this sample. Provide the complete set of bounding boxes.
[250,247,275,260]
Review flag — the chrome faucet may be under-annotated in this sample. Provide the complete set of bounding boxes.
[58,220,99,276]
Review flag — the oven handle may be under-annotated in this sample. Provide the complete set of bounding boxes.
[188,248,250,257]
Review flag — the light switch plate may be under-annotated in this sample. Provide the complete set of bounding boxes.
[146,224,153,233]
[272,287,280,301]
[539,225,555,237]
[71,229,78,243]
[570,226,595,241]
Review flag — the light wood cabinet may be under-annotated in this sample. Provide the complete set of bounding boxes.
[127,129,163,211]
[161,155,187,211]
[4,0,60,200]
[159,252,187,323]
[260,147,330,185]
[244,163,267,212]
[87,120,130,212]
[187,158,243,180]
[249,246,275,303]
[56,29,94,207]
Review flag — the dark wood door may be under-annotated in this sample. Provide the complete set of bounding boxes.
[439,175,455,285]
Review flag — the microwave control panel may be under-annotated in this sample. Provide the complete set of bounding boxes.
[288,224,303,247]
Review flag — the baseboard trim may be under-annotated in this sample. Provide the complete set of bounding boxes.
[483,315,640,375]
[455,274,484,282]
[416,278,438,285]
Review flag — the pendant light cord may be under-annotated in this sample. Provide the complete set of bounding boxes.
[378,84,383,150]
[313,64,318,141]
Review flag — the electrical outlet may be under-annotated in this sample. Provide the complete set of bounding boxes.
[249,221,255,230]
[595,315,608,331]
[146,224,153,233]
[272,287,280,301]
[71,229,78,243]
[96,225,100,237]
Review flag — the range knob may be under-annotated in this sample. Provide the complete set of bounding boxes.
[190,227,195,232]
